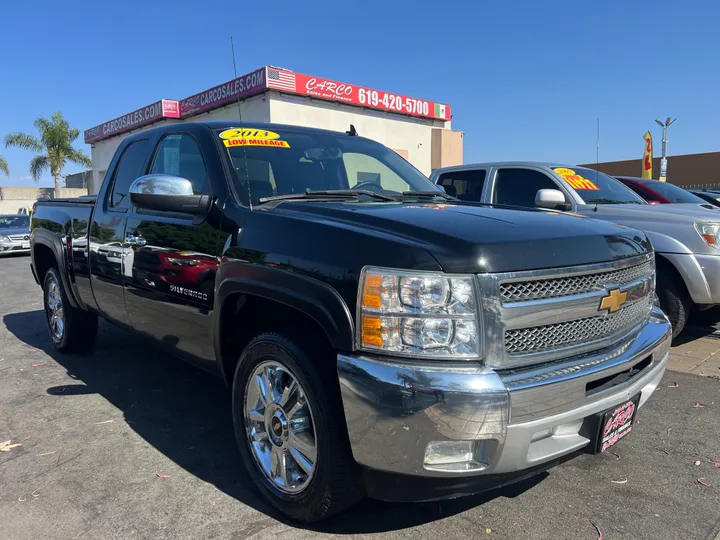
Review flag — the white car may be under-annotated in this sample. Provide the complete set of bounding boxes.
[0,214,31,255]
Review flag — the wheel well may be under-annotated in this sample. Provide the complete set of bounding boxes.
[220,294,335,384]
[655,254,690,297]
[33,244,57,284]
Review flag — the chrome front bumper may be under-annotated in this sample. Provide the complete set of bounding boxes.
[337,307,671,478]
[0,240,30,255]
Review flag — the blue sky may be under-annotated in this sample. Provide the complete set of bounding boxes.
[1,0,718,187]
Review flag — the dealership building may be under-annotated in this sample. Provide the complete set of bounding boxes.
[84,66,462,193]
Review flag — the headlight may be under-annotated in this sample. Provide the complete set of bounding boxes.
[357,267,480,359]
[166,257,202,266]
[695,222,720,248]
[0,234,9,242]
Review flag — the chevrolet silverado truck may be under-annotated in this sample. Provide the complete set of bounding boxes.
[432,162,720,338]
[30,122,671,522]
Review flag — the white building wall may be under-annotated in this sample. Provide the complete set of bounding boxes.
[88,92,449,191]
[267,93,449,176]
[88,96,271,194]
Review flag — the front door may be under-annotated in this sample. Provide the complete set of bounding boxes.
[123,133,220,367]
[89,138,151,328]
[491,168,566,208]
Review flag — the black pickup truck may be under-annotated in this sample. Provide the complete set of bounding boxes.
[30,121,671,522]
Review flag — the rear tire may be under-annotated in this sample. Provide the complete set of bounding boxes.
[656,269,691,339]
[231,333,363,522]
[43,267,98,353]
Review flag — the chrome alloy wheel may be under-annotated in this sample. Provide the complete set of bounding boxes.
[46,276,65,342]
[244,361,318,494]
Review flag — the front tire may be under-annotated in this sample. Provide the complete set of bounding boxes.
[43,267,98,353]
[232,333,363,522]
[656,269,691,339]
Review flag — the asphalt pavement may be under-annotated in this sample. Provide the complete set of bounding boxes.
[1,254,719,540]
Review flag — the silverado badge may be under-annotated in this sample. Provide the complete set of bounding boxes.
[599,288,628,314]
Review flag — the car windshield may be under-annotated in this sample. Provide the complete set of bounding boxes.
[553,167,646,205]
[216,127,436,206]
[0,215,30,229]
[640,180,707,204]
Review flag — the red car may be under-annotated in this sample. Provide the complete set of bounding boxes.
[616,176,711,207]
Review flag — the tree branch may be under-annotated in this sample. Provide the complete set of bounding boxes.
[5,133,43,152]
[66,148,92,168]
[29,155,50,181]
[0,156,8,176]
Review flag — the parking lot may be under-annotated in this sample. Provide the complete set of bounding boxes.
[0,253,718,540]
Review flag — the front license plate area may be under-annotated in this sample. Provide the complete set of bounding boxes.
[596,395,640,453]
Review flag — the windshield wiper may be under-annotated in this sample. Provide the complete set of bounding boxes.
[259,189,396,204]
[584,198,623,205]
[397,190,455,201]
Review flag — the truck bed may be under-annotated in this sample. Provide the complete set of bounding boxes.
[36,195,97,206]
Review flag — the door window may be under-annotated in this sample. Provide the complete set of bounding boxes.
[109,140,150,208]
[492,168,562,208]
[150,134,210,195]
[437,170,487,201]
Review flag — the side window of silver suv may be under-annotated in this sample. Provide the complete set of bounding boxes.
[436,170,486,201]
[492,168,562,208]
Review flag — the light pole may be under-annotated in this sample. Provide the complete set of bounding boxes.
[655,117,677,182]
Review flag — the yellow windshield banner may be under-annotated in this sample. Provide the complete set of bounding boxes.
[642,131,653,179]
[554,168,600,191]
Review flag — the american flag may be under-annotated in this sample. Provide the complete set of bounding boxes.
[267,67,296,92]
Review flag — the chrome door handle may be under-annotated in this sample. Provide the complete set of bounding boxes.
[125,234,146,247]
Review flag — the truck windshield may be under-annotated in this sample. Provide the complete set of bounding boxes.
[0,215,30,228]
[216,127,436,206]
[638,180,706,204]
[553,167,646,205]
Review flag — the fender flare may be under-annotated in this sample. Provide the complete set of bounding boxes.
[646,230,713,303]
[644,230,694,254]
[31,230,83,310]
[214,263,355,363]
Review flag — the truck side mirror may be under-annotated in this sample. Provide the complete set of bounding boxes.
[535,189,571,211]
[129,175,211,216]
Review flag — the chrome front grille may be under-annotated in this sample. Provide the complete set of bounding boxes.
[477,253,656,369]
[8,235,28,242]
[500,259,654,302]
[505,297,653,355]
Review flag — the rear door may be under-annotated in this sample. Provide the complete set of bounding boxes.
[89,138,151,328]
[435,169,487,201]
[124,132,220,365]
[490,167,568,208]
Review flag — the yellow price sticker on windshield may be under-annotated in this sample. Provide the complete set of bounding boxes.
[554,168,599,191]
[219,128,280,140]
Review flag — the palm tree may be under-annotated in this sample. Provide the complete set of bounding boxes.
[0,155,8,176]
[5,111,91,198]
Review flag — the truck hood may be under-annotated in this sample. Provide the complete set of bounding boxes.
[579,203,720,222]
[269,201,650,273]
[669,203,720,212]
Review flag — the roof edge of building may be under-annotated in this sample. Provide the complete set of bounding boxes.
[85,66,453,144]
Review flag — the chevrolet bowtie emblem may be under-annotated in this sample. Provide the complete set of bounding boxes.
[599,288,628,313]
